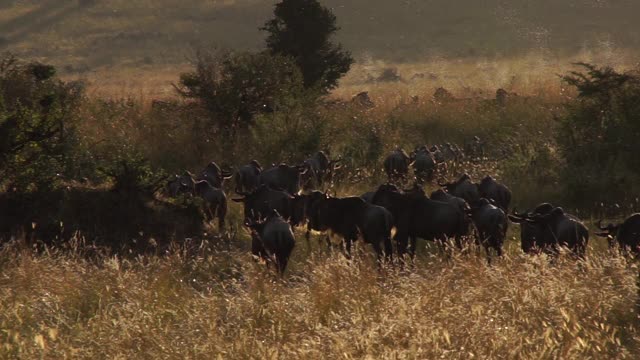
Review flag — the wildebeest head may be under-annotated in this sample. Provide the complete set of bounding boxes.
[305,191,332,231]
[249,160,263,171]
[595,219,618,248]
[177,171,198,195]
[201,161,233,188]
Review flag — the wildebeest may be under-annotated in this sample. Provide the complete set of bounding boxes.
[478,176,511,211]
[430,189,468,213]
[167,173,192,197]
[246,210,295,274]
[521,207,589,257]
[302,151,341,189]
[235,160,262,194]
[360,191,376,204]
[464,136,485,160]
[470,198,508,261]
[596,213,640,255]
[232,185,302,225]
[411,146,437,183]
[372,184,468,259]
[259,163,308,195]
[200,161,233,188]
[508,203,554,254]
[306,192,393,262]
[440,143,458,163]
[383,147,412,182]
[430,145,446,164]
[439,174,481,205]
[179,175,227,229]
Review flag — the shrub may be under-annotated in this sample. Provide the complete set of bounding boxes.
[175,50,306,134]
[0,54,84,192]
[557,63,640,208]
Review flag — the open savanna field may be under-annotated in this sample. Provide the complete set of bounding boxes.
[3,0,640,358]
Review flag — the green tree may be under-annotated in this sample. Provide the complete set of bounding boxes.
[176,50,305,132]
[558,63,640,206]
[262,0,353,93]
[0,54,84,192]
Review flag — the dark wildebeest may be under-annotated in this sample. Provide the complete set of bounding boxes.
[360,191,376,204]
[302,151,341,190]
[464,136,485,160]
[411,146,437,183]
[179,175,227,229]
[430,189,468,214]
[470,198,508,261]
[306,192,394,263]
[259,163,308,195]
[372,184,468,259]
[440,143,458,163]
[522,207,589,257]
[232,185,304,226]
[246,210,295,275]
[200,161,233,188]
[167,173,193,197]
[439,174,481,206]
[478,176,511,211]
[596,214,640,255]
[235,160,262,194]
[508,203,554,254]
[430,145,445,164]
[384,148,412,182]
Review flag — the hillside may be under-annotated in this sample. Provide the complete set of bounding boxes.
[1,0,639,95]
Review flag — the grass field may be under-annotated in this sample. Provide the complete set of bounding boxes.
[1,233,639,358]
[1,0,640,97]
[2,1,640,357]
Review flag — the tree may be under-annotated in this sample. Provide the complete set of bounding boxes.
[0,53,84,192]
[557,63,640,206]
[176,50,305,132]
[262,0,353,93]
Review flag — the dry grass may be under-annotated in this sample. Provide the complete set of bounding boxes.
[1,237,639,358]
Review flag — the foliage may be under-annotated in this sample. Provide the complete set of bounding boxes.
[0,54,84,192]
[263,0,354,93]
[98,143,167,198]
[251,92,324,163]
[558,63,640,207]
[175,50,306,134]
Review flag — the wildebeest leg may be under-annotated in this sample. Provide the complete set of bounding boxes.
[305,226,312,252]
[409,236,418,260]
[383,235,393,264]
[394,232,405,259]
[277,254,288,275]
[371,239,383,265]
[217,202,226,232]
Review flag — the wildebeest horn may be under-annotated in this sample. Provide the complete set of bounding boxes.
[511,208,528,218]
[594,232,611,238]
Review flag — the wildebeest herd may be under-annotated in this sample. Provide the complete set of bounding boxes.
[167,148,640,275]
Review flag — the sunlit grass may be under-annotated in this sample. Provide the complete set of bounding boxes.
[1,237,638,358]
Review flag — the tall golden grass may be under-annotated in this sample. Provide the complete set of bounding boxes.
[1,237,639,358]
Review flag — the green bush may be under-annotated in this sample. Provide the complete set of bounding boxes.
[176,50,306,134]
[558,63,640,208]
[0,54,84,192]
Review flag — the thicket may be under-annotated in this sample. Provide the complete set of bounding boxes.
[558,63,640,209]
